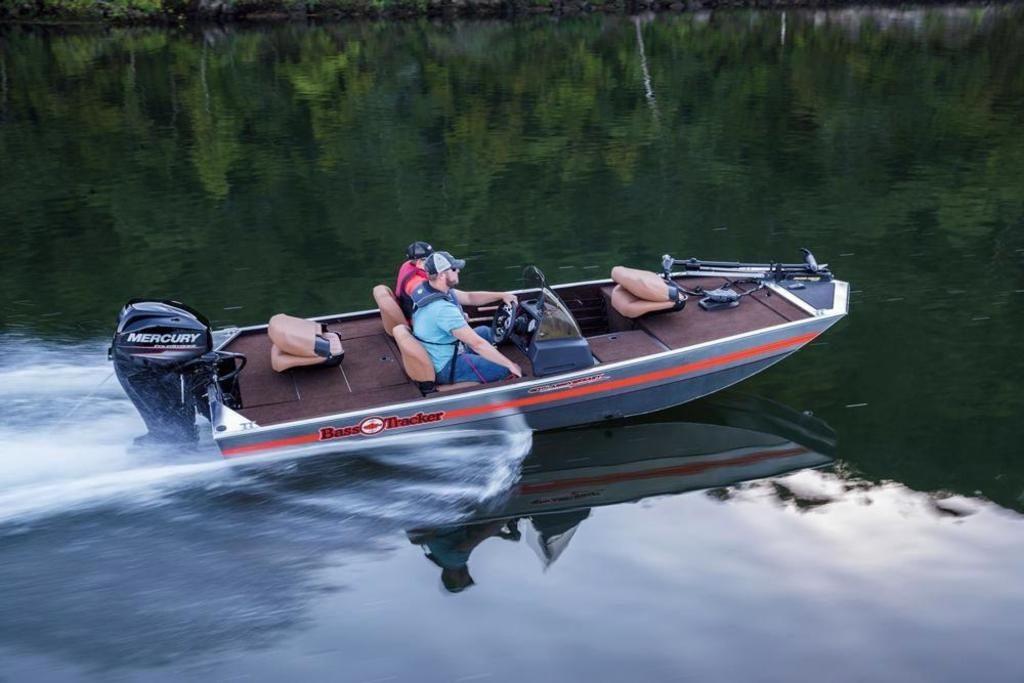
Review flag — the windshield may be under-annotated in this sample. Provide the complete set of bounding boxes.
[522,266,583,341]
[536,294,584,341]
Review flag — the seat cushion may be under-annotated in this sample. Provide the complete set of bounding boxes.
[373,285,407,339]
[271,345,331,372]
[609,285,677,319]
[268,313,321,357]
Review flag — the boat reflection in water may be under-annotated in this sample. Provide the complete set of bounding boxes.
[407,393,836,592]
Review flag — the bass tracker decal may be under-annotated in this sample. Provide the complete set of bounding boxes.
[318,411,445,441]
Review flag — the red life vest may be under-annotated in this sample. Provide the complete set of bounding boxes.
[396,261,428,318]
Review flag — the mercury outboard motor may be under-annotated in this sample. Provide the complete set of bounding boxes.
[109,299,244,445]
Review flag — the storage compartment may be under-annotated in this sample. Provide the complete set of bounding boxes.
[587,330,667,364]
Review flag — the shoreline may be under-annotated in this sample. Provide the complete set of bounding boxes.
[1,0,1011,25]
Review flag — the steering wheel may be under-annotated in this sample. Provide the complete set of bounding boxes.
[491,301,517,345]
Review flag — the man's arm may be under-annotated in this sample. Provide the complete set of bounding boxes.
[452,326,522,378]
[454,290,518,308]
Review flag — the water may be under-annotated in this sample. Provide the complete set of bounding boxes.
[1,8,1023,680]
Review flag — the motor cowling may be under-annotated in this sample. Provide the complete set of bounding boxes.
[110,300,213,444]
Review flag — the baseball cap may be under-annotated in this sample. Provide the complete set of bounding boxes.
[424,251,466,276]
[406,241,434,260]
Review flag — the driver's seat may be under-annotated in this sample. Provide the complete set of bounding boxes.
[392,324,478,394]
[372,284,407,338]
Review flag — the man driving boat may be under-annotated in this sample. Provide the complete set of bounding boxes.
[411,251,523,384]
[395,241,434,319]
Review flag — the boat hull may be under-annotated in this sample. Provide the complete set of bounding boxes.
[215,313,841,460]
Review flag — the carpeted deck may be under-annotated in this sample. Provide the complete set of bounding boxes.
[587,330,668,363]
[224,278,811,426]
[599,277,808,350]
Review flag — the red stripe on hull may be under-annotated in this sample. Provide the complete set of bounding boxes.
[444,332,817,419]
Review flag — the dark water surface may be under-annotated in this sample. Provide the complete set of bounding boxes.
[1,8,1023,681]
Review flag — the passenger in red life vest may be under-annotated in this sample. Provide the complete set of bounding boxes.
[395,241,434,319]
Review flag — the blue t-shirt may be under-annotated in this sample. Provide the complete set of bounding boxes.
[411,289,467,374]
[423,528,472,569]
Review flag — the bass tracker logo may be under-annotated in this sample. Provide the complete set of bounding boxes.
[318,411,445,441]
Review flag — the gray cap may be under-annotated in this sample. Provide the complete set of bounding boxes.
[424,251,466,276]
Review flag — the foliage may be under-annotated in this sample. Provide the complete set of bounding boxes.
[8,0,166,19]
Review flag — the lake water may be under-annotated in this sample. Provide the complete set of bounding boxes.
[1,8,1023,681]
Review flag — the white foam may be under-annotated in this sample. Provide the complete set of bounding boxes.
[0,335,532,526]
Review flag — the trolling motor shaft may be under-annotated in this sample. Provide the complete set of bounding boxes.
[661,249,831,281]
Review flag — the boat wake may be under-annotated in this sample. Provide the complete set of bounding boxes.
[0,335,532,530]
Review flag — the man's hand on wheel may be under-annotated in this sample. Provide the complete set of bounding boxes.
[501,293,518,307]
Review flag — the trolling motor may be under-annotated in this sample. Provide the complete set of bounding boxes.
[659,249,831,311]
[109,300,244,445]
[661,248,831,281]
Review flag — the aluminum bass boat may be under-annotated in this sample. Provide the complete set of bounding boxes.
[109,252,848,458]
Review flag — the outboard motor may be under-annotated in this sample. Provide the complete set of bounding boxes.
[109,299,241,444]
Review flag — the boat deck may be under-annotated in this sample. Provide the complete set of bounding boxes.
[223,276,811,427]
